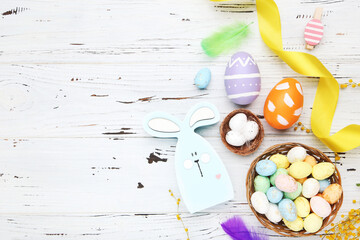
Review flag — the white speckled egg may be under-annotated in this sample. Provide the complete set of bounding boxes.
[287,146,307,163]
[229,113,247,132]
[302,178,320,198]
[225,130,246,146]
[225,52,261,105]
[251,191,269,214]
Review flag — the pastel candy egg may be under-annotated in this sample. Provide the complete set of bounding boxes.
[255,160,277,176]
[269,154,290,169]
[265,203,282,223]
[304,155,317,167]
[283,217,304,232]
[284,182,302,200]
[319,179,331,193]
[302,178,320,198]
[194,68,211,89]
[297,177,307,184]
[254,175,270,193]
[264,78,303,129]
[294,196,310,217]
[243,121,259,141]
[278,199,297,221]
[270,168,288,185]
[288,161,312,179]
[310,196,331,218]
[229,113,247,132]
[304,213,323,233]
[322,183,343,204]
[251,191,269,214]
[275,174,298,193]
[312,162,335,180]
[224,52,261,105]
[287,146,307,163]
[225,130,246,146]
[266,187,283,203]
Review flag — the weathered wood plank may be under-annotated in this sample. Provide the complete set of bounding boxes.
[0,137,358,213]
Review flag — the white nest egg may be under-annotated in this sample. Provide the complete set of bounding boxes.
[229,113,247,132]
[225,130,246,146]
[243,121,259,141]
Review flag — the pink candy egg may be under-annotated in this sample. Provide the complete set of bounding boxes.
[310,196,331,218]
[275,174,298,193]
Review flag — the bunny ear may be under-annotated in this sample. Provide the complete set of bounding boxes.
[143,111,182,138]
[185,102,220,130]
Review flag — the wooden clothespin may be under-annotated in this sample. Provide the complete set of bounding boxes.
[304,7,324,50]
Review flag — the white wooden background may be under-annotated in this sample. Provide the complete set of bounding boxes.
[0,0,359,239]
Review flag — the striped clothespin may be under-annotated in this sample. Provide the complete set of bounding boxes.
[304,7,324,50]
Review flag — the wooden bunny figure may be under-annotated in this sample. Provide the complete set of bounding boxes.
[143,102,234,213]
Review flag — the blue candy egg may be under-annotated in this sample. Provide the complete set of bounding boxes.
[255,160,277,176]
[194,68,211,89]
[319,179,331,193]
[278,199,297,222]
[266,187,283,204]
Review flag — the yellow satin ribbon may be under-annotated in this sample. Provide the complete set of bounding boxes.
[211,0,360,152]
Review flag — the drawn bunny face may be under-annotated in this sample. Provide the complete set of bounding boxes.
[143,102,234,213]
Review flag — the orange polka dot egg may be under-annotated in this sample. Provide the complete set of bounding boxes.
[264,78,303,129]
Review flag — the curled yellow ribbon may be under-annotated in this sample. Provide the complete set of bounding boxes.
[212,0,360,152]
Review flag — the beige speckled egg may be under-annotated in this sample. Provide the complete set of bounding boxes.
[312,162,335,180]
[287,146,306,163]
[304,213,323,233]
[294,196,310,218]
[288,161,312,179]
[322,183,343,204]
[275,174,298,193]
[270,154,290,169]
[265,203,282,223]
[251,191,270,214]
[310,196,331,218]
[302,178,320,198]
[283,217,304,232]
[304,155,317,167]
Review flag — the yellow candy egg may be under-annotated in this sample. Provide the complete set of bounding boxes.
[312,162,335,180]
[294,196,310,218]
[283,217,304,232]
[288,162,312,179]
[304,155,317,167]
[270,154,290,169]
[304,213,323,233]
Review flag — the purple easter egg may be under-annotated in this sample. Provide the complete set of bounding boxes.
[224,52,261,105]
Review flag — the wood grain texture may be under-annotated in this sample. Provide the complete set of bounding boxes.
[0,0,359,239]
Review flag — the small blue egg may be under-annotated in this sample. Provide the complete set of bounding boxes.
[255,160,277,176]
[319,179,331,193]
[278,199,297,222]
[194,68,211,89]
[266,187,283,204]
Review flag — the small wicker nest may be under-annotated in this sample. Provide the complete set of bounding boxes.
[246,142,343,237]
[220,109,264,156]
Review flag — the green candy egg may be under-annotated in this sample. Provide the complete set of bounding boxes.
[254,175,270,193]
[270,168,288,186]
[284,182,302,200]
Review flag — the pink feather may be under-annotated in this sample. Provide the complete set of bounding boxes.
[221,216,268,240]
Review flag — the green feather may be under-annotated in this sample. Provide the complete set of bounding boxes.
[201,22,252,57]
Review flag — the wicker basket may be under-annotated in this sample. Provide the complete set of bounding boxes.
[246,143,343,237]
[220,109,264,156]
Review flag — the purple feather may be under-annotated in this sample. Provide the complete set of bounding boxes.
[221,216,268,240]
